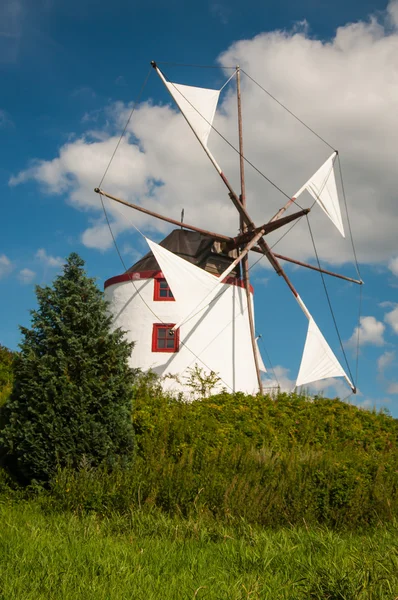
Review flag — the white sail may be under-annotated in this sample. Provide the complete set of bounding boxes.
[164,81,220,148]
[256,338,267,372]
[146,237,224,319]
[295,295,354,390]
[294,152,345,237]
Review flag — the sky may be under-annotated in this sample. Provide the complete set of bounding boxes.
[1,0,398,414]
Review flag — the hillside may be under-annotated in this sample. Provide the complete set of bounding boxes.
[1,378,398,598]
[39,381,398,530]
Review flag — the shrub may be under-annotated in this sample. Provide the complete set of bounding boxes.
[0,253,135,483]
[0,345,14,407]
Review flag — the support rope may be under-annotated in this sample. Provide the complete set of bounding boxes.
[257,334,280,389]
[162,69,301,206]
[355,284,363,389]
[337,154,362,281]
[157,61,236,70]
[98,67,152,189]
[241,70,336,152]
[305,215,355,386]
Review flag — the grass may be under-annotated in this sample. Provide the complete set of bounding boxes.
[41,389,397,530]
[1,383,398,598]
[0,499,397,600]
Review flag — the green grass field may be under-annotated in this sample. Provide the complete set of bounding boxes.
[1,500,397,600]
[2,383,398,598]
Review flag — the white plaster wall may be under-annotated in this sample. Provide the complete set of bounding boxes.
[105,276,261,396]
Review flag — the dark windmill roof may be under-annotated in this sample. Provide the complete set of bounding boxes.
[127,229,239,278]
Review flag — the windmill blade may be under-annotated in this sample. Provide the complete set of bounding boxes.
[152,63,257,231]
[164,81,220,148]
[146,237,228,328]
[295,294,354,391]
[294,152,345,237]
[256,338,267,372]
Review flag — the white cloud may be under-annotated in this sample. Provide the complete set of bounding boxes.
[0,109,13,128]
[308,377,353,399]
[8,1,398,268]
[18,268,35,284]
[387,382,398,394]
[263,364,353,398]
[387,0,398,27]
[379,300,396,309]
[388,256,398,277]
[384,305,398,334]
[35,248,64,268]
[210,1,231,25]
[263,364,295,393]
[358,398,374,409]
[0,254,12,279]
[70,86,96,99]
[377,350,395,374]
[356,396,391,411]
[347,315,385,347]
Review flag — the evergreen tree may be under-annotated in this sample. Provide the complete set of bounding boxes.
[0,254,135,483]
[0,345,15,407]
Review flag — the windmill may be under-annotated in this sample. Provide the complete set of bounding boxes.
[95,61,362,396]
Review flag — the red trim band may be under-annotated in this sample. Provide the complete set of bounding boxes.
[104,270,254,293]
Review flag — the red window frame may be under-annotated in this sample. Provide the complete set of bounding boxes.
[152,323,180,353]
[154,275,174,301]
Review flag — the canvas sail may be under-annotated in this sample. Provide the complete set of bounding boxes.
[146,237,226,320]
[164,81,220,148]
[294,152,345,237]
[256,338,267,372]
[295,295,354,390]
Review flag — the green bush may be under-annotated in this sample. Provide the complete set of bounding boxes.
[0,253,135,484]
[0,345,14,407]
[46,382,398,529]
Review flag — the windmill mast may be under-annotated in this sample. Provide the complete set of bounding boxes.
[236,66,264,395]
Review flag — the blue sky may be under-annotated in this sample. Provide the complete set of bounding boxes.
[1,0,398,413]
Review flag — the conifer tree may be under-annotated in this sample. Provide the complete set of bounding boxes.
[0,345,14,406]
[0,254,135,483]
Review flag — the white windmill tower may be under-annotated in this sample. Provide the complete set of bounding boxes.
[99,61,362,397]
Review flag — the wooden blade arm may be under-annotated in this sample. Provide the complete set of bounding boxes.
[218,228,266,282]
[94,188,233,243]
[269,198,296,222]
[229,208,309,249]
[251,246,363,285]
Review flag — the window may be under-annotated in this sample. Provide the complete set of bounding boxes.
[152,324,180,353]
[154,277,174,301]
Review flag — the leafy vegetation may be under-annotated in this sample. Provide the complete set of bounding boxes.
[0,344,14,407]
[0,253,135,484]
[34,380,396,530]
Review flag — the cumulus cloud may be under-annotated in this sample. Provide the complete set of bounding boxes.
[384,305,398,334]
[0,109,13,128]
[377,350,395,375]
[308,377,354,399]
[387,382,398,394]
[264,364,352,397]
[8,1,398,267]
[387,0,398,27]
[35,248,64,268]
[347,316,385,347]
[388,256,398,277]
[263,364,295,392]
[0,254,13,279]
[18,268,35,284]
